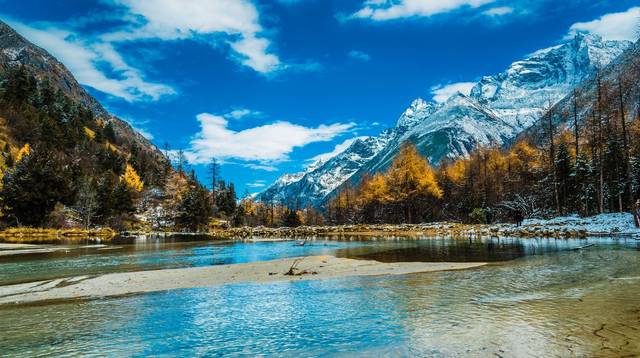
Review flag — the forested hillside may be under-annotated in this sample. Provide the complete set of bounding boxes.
[0,62,168,228]
[0,21,219,230]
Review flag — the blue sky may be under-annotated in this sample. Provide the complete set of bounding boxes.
[1,0,639,194]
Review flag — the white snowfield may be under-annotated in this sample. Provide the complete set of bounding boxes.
[523,213,640,236]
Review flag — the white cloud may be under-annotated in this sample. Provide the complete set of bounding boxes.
[245,164,278,172]
[430,82,475,103]
[247,180,267,188]
[225,108,262,120]
[351,0,495,21]
[568,7,640,42]
[348,50,371,61]
[483,6,513,16]
[106,0,281,73]
[186,113,355,163]
[309,136,367,163]
[7,20,174,102]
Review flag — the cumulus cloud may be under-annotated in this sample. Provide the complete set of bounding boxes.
[568,7,640,42]
[430,82,476,103]
[348,50,371,61]
[309,136,368,163]
[105,0,281,73]
[7,20,175,102]
[185,113,355,164]
[351,0,495,21]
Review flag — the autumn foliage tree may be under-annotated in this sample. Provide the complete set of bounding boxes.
[385,144,442,223]
[329,143,442,224]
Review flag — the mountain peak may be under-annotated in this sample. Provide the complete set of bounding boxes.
[396,98,438,129]
[445,91,469,103]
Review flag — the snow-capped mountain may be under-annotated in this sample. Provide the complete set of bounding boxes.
[258,135,391,206]
[260,33,631,207]
[257,97,438,207]
[470,32,630,130]
[524,36,640,145]
[359,93,515,176]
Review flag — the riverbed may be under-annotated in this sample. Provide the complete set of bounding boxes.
[0,236,639,356]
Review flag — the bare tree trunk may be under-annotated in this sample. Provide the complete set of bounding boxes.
[548,113,560,214]
[618,78,632,209]
[596,73,605,213]
[573,89,580,157]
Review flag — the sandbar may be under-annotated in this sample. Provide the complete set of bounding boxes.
[0,256,486,305]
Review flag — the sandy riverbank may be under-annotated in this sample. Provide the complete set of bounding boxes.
[0,256,486,306]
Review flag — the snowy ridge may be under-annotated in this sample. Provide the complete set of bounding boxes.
[260,34,631,207]
[470,33,631,129]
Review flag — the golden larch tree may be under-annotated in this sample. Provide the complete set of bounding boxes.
[121,164,144,192]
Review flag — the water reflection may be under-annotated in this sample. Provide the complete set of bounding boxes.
[338,236,640,262]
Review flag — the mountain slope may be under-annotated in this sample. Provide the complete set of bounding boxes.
[0,20,167,168]
[261,34,631,208]
[522,37,640,144]
[0,20,173,227]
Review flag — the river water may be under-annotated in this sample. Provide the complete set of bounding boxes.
[0,236,639,357]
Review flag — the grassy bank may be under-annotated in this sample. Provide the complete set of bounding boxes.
[0,228,117,244]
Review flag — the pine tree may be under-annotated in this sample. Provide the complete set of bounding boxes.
[573,153,595,216]
[175,179,213,232]
[283,208,302,227]
[0,148,72,226]
[555,141,573,214]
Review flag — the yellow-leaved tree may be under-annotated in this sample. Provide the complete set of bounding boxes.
[121,164,144,192]
[16,143,30,162]
[359,173,390,205]
[385,143,442,223]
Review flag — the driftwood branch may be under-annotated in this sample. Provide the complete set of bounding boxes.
[285,258,304,276]
[284,258,318,276]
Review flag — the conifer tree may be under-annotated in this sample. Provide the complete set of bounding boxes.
[0,148,72,226]
[175,177,213,231]
[555,141,573,214]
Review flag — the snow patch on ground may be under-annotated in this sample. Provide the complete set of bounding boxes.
[523,213,639,235]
